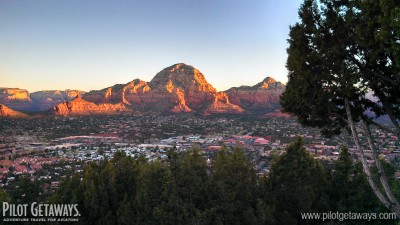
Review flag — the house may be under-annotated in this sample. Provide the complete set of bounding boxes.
[14,165,28,175]
[207,146,222,151]
[331,152,340,157]
[30,164,43,171]
[254,138,270,146]
[0,167,9,174]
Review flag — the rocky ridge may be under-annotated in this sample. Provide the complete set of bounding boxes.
[226,77,285,112]
[83,79,151,106]
[1,63,285,116]
[52,95,125,115]
[81,64,245,114]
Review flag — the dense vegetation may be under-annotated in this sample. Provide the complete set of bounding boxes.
[0,137,392,225]
[281,0,400,216]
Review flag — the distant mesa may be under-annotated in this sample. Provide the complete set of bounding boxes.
[30,89,86,111]
[0,63,286,116]
[0,88,32,111]
[0,88,85,112]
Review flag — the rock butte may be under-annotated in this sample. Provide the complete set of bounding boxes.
[52,95,126,115]
[0,63,285,116]
[0,104,27,117]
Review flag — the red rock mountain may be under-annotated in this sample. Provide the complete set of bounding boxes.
[226,77,285,112]
[145,64,243,113]
[0,63,285,115]
[0,104,27,117]
[0,88,32,111]
[0,88,86,112]
[83,64,244,113]
[52,95,125,115]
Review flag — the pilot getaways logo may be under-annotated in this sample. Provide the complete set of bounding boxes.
[2,202,80,222]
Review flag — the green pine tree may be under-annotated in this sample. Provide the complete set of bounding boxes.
[265,137,329,225]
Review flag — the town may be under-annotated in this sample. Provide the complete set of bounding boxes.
[0,114,399,194]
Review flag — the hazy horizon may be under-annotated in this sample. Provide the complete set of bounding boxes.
[0,0,302,92]
[0,62,286,93]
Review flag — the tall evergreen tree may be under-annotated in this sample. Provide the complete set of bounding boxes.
[331,148,381,224]
[265,137,329,225]
[208,147,258,225]
[327,147,398,225]
[351,0,400,130]
[10,176,42,204]
[134,161,166,225]
[281,0,400,216]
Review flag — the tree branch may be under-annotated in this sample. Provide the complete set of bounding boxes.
[382,102,400,135]
[349,56,399,86]
[362,117,399,136]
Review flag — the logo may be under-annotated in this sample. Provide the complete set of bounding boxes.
[2,202,80,222]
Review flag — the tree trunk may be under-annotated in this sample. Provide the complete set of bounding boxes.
[363,120,400,216]
[363,117,398,136]
[344,98,400,218]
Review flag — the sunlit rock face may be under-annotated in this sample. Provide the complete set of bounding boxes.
[145,63,244,113]
[0,88,32,111]
[81,63,244,113]
[0,88,87,111]
[83,79,151,106]
[226,77,285,112]
[52,95,125,115]
[30,90,85,111]
[0,104,27,117]
[0,64,286,115]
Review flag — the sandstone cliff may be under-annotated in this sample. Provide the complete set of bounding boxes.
[52,95,126,115]
[83,79,150,106]
[203,92,244,114]
[82,63,244,114]
[0,88,32,111]
[1,64,286,115]
[226,77,285,112]
[145,63,243,113]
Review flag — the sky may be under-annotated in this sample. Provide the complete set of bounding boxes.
[0,0,303,93]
